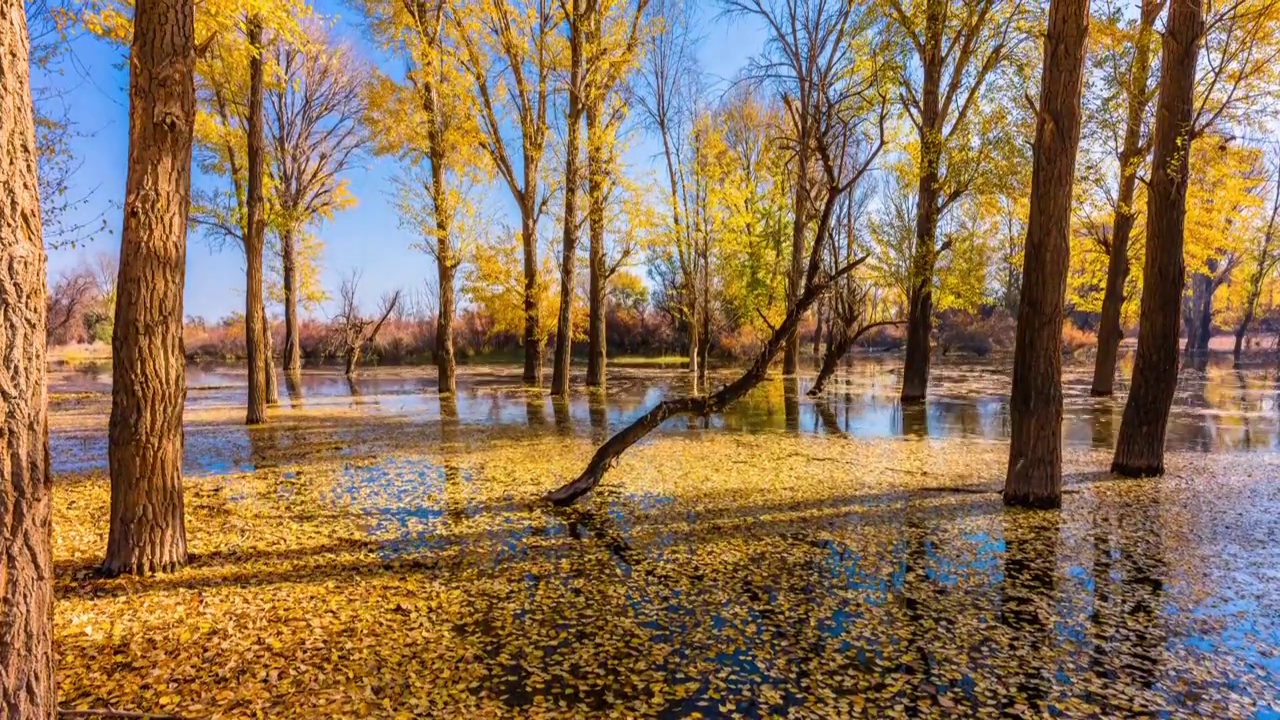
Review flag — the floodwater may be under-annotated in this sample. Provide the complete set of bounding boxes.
[49,354,1280,718]
[49,354,1280,477]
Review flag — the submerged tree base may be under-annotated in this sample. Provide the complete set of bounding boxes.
[1111,461,1165,478]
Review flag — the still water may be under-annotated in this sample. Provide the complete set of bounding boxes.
[50,354,1280,476]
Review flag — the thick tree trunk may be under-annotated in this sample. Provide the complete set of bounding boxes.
[1091,0,1158,397]
[282,227,302,373]
[552,1,585,397]
[106,0,195,576]
[900,0,944,404]
[345,347,360,377]
[1003,0,1090,509]
[244,16,268,426]
[1113,0,1204,477]
[586,103,606,388]
[0,3,55,713]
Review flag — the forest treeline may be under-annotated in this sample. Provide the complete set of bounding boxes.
[4,0,1280,715]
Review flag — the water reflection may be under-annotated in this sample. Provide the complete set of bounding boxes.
[47,355,1280,479]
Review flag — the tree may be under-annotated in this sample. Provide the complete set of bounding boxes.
[1232,151,1280,364]
[635,0,704,384]
[244,14,269,424]
[452,0,556,388]
[1089,0,1163,396]
[882,0,1027,402]
[1003,0,1090,509]
[334,272,402,376]
[583,0,648,388]
[105,0,196,575]
[551,0,589,396]
[0,0,55,713]
[1112,0,1204,478]
[359,0,483,395]
[267,27,367,375]
[548,0,873,505]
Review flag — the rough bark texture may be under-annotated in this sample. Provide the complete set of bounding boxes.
[900,0,944,404]
[585,101,607,388]
[551,0,585,398]
[106,0,195,576]
[1091,0,1159,397]
[1003,0,1090,509]
[0,3,55,715]
[282,228,302,373]
[244,16,268,426]
[1113,0,1203,477]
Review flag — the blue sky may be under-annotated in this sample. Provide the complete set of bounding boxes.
[40,3,766,321]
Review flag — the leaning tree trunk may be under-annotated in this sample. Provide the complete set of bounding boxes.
[1091,0,1158,397]
[1003,0,1090,509]
[809,321,902,397]
[106,0,195,576]
[900,0,944,404]
[551,4,584,398]
[586,102,607,388]
[282,226,302,373]
[243,15,268,426]
[1113,0,1204,477]
[0,2,55,713]
[546,255,863,506]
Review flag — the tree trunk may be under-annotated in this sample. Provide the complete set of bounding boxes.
[1113,0,1204,477]
[1003,0,1090,510]
[521,213,542,387]
[1091,0,1158,397]
[1233,305,1253,366]
[282,226,302,373]
[783,151,808,375]
[687,306,700,392]
[244,15,268,426]
[0,3,55,713]
[900,0,944,404]
[105,0,195,576]
[547,256,859,505]
[264,310,278,405]
[437,257,456,395]
[809,321,901,397]
[552,1,584,398]
[586,102,606,388]
[345,347,360,377]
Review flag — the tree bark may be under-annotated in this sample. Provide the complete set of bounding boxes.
[520,213,542,387]
[547,253,864,505]
[282,227,302,373]
[900,0,944,404]
[551,0,585,398]
[1091,0,1159,397]
[436,248,456,395]
[783,150,809,376]
[244,15,268,426]
[105,0,195,576]
[585,101,606,388]
[808,321,902,396]
[1003,0,1090,509]
[0,2,55,714]
[1113,0,1204,477]
[264,310,278,405]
